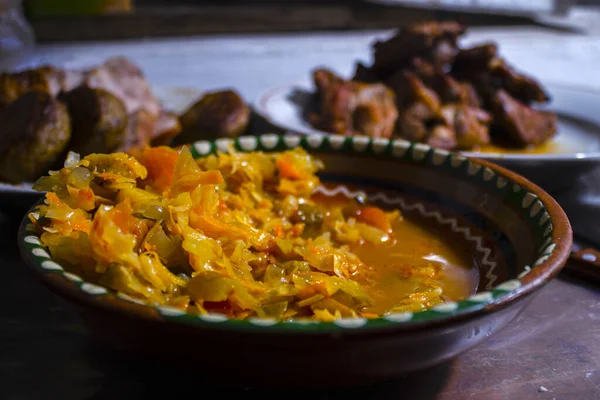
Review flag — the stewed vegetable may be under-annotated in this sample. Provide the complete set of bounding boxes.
[29,146,475,321]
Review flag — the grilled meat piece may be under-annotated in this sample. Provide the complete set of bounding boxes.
[117,109,156,152]
[312,68,398,138]
[151,111,182,146]
[313,21,556,151]
[427,124,457,150]
[491,90,556,146]
[395,112,428,143]
[430,39,460,67]
[312,69,353,135]
[353,62,380,83]
[452,43,498,72]
[387,70,441,115]
[453,45,550,105]
[352,82,398,138]
[0,91,71,183]
[83,57,162,117]
[60,86,128,157]
[438,75,481,107]
[441,104,491,149]
[0,65,89,110]
[387,68,490,150]
[489,58,550,104]
[408,58,480,106]
[174,89,250,144]
[0,66,60,108]
[372,21,466,76]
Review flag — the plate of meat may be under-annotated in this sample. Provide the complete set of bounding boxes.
[254,21,600,193]
[0,57,252,207]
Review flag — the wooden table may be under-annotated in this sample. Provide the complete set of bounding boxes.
[2,24,600,400]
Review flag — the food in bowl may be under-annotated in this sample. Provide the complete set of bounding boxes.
[309,20,556,152]
[28,145,477,321]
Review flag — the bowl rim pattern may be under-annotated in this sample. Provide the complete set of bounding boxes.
[18,134,572,334]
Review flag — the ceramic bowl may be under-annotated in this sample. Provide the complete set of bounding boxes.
[18,134,572,387]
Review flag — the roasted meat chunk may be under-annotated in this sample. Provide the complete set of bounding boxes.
[83,57,161,117]
[395,112,428,143]
[353,62,380,83]
[312,68,397,138]
[441,104,491,149]
[174,89,250,144]
[372,20,466,75]
[60,86,128,156]
[452,43,498,72]
[489,58,550,104]
[387,70,441,116]
[0,91,71,183]
[0,65,89,110]
[492,90,556,146]
[453,45,550,105]
[117,109,156,152]
[427,124,457,150]
[407,58,480,107]
[151,111,182,146]
[352,82,399,137]
[312,69,353,135]
[310,20,557,151]
[0,66,60,108]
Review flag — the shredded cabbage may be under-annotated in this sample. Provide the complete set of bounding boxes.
[29,145,450,321]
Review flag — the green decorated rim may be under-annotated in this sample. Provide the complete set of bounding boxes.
[18,134,572,334]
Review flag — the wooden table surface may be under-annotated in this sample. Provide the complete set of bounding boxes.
[2,24,600,400]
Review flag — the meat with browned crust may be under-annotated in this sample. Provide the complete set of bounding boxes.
[407,58,480,107]
[314,20,556,151]
[0,66,61,108]
[441,104,492,149]
[173,89,250,144]
[489,58,550,104]
[312,69,353,135]
[82,57,161,118]
[0,91,71,183]
[372,20,466,76]
[452,45,550,105]
[387,70,441,114]
[452,43,498,72]
[353,62,380,83]
[491,90,556,146]
[312,68,398,138]
[353,83,399,138]
[60,86,128,157]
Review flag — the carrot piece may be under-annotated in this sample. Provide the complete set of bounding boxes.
[276,157,303,180]
[291,224,304,237]
[196,170,224,185]
[357,206,392,232]
[274,224,284,238]
[139,146,179,193]
[46,192,63,206]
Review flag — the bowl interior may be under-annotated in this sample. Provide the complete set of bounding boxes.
[19,134,571,332]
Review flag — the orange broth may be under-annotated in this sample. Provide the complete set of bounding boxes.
[312,191,479,315]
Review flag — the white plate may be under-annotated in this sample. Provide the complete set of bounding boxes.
[254,77,600,192]
[0,86,203,206]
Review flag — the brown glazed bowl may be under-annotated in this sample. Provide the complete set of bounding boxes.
[19,134,572,387]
